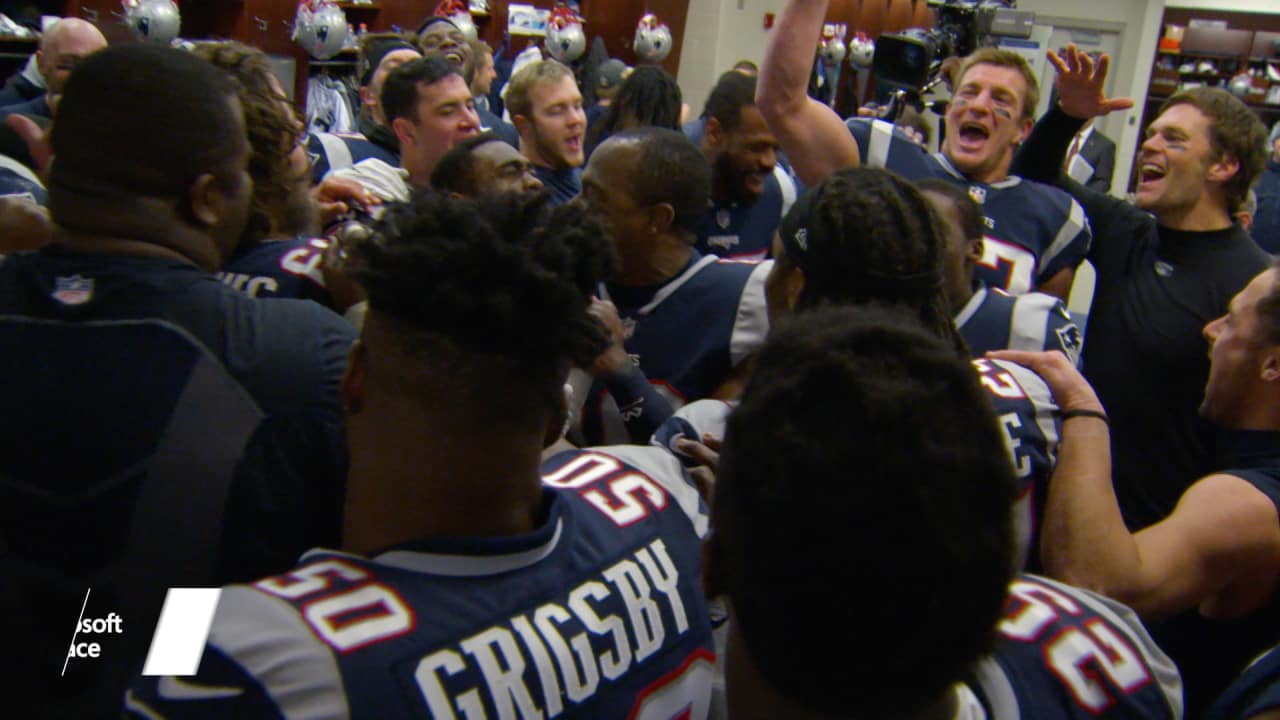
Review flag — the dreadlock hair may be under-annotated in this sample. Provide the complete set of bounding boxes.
[350,191,613,429]
[194,41,307,243]
[915,178,984,244]
[776,167,968,358]
[585,65,682,160]
[715,305,1017,718]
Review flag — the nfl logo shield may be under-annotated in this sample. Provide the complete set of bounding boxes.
[968,185,987,204]
[716,210,731,229]
[52,275,94,305]
[621,317,637,340]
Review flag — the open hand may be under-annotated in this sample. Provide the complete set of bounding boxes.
[1047,44,1135,120]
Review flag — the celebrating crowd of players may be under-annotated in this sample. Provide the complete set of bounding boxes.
[4,0,1280,716]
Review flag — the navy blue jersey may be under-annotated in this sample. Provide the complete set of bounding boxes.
[220,237,336,310]
[127,445,714,720]
[966,574,1183,719]
[974,358,1060,571]
[846,118,1091,294]
[660,359,1059,571]
[534,165,582,206]
[1206,643,1280,720]
[956,284,1084,366]
[695,167,797,260]
[0,154,45,205]
[307,130,400,184]
[583,254,770,445]
[476,105,521,149]
[0,247,354,425]
[652,398,735,467]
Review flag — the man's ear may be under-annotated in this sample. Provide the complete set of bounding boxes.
[703,116,724,151]
[187,173,226,227]
[512,113,532,138]
[967,236,985,266]
[1014,116,1034,145]
[649,202,676,235]
[1258,344,1280,382]
[391,116,415,147]
[341,339,368,415]
[359,86,377,113]
[1208,153,1241,186]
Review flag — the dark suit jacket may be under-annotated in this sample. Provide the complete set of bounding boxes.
[1067,128,1117,194]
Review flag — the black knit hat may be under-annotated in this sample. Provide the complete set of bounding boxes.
[358,38,420,87]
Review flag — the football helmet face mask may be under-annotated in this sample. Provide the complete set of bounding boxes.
[123,0,181,44]
[634,13,672,63]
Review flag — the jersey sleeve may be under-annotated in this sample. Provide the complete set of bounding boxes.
[651,399,734,465]
[729,261,772,368]
[327,158,409,203]
[976,358,1061,569]
[845,117,935,178]
[588,444,710,539]
[982,574,1184,719]
[1034,192,1092,287]
[126,585,346,719]
[1010,292,1084,367]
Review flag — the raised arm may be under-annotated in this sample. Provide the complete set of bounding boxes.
[756,0,860,187]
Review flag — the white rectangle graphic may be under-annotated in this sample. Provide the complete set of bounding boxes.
[141,588,222,676]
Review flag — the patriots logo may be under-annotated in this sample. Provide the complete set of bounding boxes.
[51,275,94,306]
[1056,323,1083,366]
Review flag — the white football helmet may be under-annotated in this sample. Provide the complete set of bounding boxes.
[294,2,349,60]
[820,36,847,66]
[449,10,478,42]
[634,13,672,63]
[849,33,875,69]
[545,9,586,64]
[122,0,180,44]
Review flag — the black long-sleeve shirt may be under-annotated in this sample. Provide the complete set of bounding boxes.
[1012,106,1271,531]
[1014,107,1274,716]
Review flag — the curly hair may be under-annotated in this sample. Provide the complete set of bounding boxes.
[715,305,1016,717]
[193,41,306,242]
[350,191,613,425]
[777,167,967,357]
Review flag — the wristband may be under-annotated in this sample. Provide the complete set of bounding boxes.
[1060,408,1108,426]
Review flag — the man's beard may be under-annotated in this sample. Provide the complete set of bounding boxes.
[715,152,763,207]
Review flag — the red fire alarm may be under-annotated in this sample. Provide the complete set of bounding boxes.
[764,12,775,29]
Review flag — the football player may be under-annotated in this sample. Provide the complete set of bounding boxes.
[578,128,770,445]
[919,178,1084,364]
[127,191,716,719]
[714,306,1181,720]
[695,70,796,261]
[757,0,1091,299]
